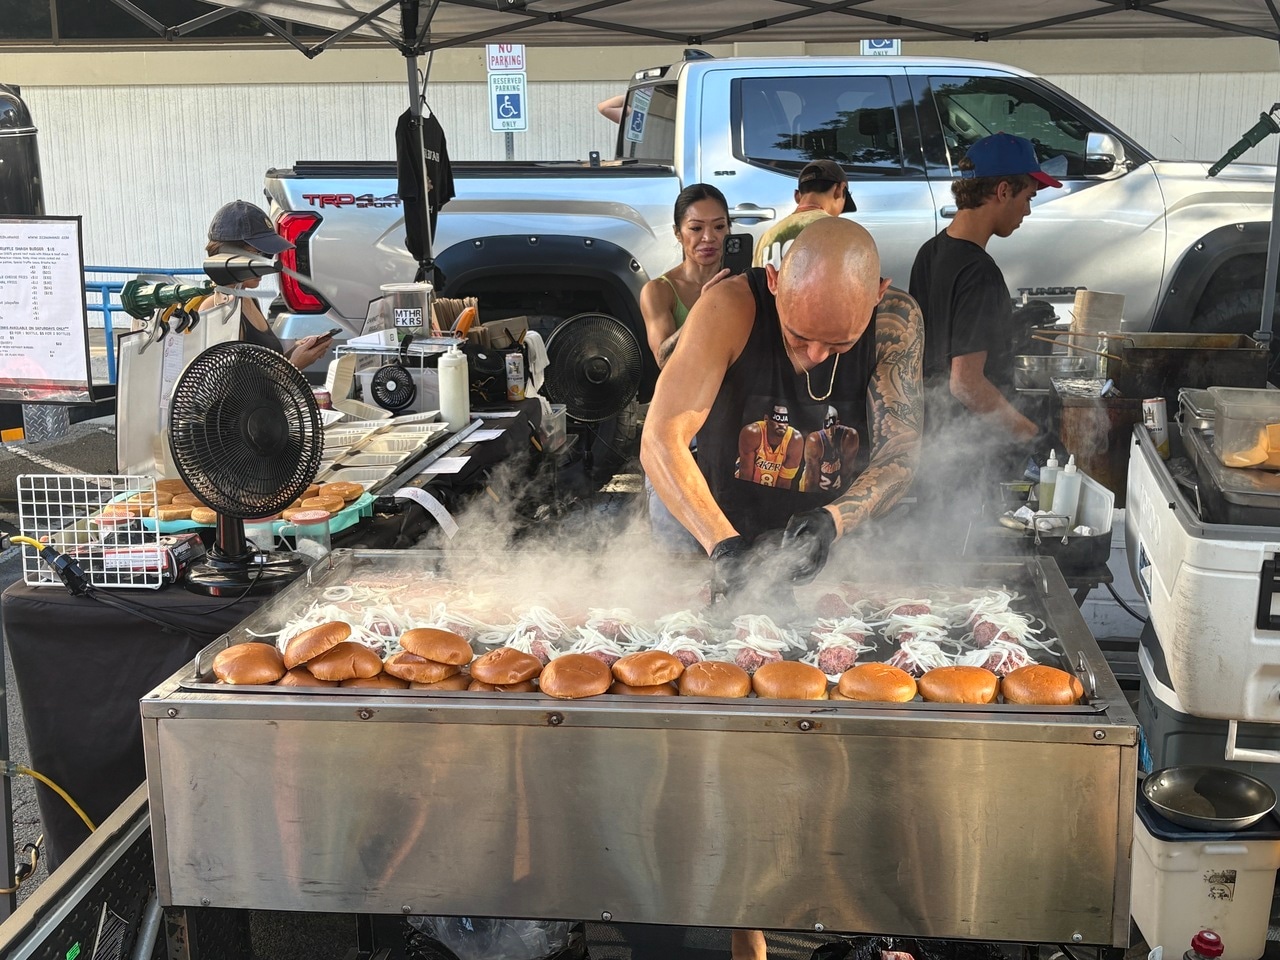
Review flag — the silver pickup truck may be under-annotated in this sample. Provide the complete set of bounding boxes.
[266,54,1276,393]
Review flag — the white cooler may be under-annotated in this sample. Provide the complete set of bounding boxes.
[1125,426,1280,726]
[1130,792,1280,960]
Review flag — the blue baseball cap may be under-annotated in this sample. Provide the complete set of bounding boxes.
[960,133,1062,189]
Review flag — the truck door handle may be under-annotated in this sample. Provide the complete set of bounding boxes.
[941,205,957,219]
[729,204,776,223]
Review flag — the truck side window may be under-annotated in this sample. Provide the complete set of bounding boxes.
[733,76,904,176]
[618,83,678,164]
[929,75,1089,178]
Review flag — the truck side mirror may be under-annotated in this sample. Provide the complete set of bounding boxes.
[1085,132,1128,178]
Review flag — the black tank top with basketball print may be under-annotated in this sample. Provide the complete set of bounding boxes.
[698,268,879,542]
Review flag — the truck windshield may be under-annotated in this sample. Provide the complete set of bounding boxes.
[618,83,677,164]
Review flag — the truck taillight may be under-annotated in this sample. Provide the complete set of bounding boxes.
[276,212,328,313]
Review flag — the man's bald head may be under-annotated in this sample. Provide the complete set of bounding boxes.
[768,218,886,369]
[778,217,880,296]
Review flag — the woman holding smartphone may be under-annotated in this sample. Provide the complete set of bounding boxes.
[201,200,332,371]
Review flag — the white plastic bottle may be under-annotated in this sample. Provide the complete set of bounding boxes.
[437,344,470,432]
[1052,454,1083,527]
[1039,450,1060,511]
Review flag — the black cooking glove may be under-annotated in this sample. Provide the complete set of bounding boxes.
[709,535,751,604]
[780,507,839,585]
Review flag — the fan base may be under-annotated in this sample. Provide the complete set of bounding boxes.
[183,551,309,597]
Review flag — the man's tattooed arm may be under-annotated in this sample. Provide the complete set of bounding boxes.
[828,287,924,536]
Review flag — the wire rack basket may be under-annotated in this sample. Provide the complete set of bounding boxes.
[18,474,164,589]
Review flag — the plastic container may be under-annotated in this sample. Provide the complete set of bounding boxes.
[1126,425,1280,722]
[1039,450,1060,510]
[438,346,470,432]
[1053,454,1083,526]
[1138,651,1280,800]
[540,403,567,451]
[1129,789,1280,960]
[1208,386,1280,470]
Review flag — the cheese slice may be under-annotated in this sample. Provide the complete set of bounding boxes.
[1224,428,1270,467]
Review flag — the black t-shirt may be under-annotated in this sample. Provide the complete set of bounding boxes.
[395,108,456,260]
[909,230,1015,433]
[697,269,879,542]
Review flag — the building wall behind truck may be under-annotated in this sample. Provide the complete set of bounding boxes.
[6,36,1279,270]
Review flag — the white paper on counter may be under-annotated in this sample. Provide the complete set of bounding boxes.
[474,410,521,419]
[470,428,506,441]
[418,456,470,475]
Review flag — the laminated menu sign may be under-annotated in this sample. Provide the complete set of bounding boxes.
[0,217,94,403]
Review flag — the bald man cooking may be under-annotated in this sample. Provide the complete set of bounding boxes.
[641,217,924,596]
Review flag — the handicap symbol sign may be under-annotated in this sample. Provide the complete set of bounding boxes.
[498,94,522,120]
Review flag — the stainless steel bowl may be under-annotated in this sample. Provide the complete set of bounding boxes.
[1013,354,1091,391]
[1143,765,1277,831]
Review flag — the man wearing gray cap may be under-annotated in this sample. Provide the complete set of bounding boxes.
[753,159,857,270]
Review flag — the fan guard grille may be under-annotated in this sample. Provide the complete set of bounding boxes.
[543,313,642,423]
[168,342,323,519]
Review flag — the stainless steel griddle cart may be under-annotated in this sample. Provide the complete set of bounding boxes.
[141,550,1137,947]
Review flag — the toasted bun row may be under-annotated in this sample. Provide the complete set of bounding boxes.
[216,626,1083,705]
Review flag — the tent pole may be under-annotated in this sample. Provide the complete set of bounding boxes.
[1261,148,1280,342]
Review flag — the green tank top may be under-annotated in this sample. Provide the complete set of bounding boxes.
[659,275,691,328]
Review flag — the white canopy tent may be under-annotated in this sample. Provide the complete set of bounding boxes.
[124,0,1280,48]
[123,0,1280,335]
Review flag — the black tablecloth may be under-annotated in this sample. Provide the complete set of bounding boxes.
[2,582,266,869]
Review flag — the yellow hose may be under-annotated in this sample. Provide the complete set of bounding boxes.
[9,535,43,551]
[9,766,95,832]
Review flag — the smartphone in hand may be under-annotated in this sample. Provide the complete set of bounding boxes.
[723,234,754,275]
[315,327,343,344]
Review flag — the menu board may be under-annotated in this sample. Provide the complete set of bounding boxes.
[0,217,94,403]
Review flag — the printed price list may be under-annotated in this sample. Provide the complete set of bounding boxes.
[0,219,90,392]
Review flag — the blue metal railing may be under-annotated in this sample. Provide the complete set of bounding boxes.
[85,265,203,384]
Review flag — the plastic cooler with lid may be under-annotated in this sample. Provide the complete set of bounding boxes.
[1130,790,1280,960]
[1125,425,1280,725]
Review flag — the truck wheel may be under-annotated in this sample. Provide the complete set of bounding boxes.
[1191,288,1280,335]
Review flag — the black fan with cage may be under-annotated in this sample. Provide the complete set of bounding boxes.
[169,342,324,596]
[542,313,643,423]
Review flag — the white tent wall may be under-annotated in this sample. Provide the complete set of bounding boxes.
[7,36,1279,269]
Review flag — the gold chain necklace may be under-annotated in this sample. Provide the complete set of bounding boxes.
[803,352,840,402]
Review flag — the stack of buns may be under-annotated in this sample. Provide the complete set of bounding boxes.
[608,650,683,696]
[467,645,542,690]
[283,481,364,522]
[384,627,475,686]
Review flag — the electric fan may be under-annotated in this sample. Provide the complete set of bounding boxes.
[168,342,325,596]
[542,313,643,423]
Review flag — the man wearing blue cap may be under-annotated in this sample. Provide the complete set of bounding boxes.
[909,133,1061,507]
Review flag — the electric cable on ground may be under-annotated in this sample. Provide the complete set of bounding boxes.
[2,760,95,832]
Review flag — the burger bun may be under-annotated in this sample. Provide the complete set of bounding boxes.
[612,650,683,687]
[918,666,999,704]
[752,660,829,700]
[213,642,286,685]
[1000,664,1084,705]
[678,661,751,698]
[538,653,612,699]
[837,663,918,702]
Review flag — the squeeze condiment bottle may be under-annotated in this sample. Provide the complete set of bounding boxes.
[438,344,471,432]
[1052,454,1083,528]
[1184,930,1223,960]
[1039,449,1060,510]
